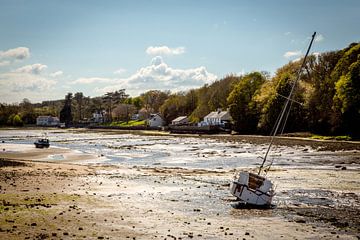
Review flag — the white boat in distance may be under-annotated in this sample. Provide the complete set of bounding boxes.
[230,32,317,207]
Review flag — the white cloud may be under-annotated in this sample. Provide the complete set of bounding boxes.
[114,68,126,75]
[14,63,48,74]
[284,50,302,58]
[315,34,324,42]
[72,77,115,84]
[146,46,185,56]
[51,71,63,77]
[0,60,10,67]
[284,32,291,36]
[50,70,63,77]
[0,47,30,60]
[96,56,217,96]
[0,72,57,103]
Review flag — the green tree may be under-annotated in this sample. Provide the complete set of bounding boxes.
[190,75,239,122]
[227,72,266,133]
[256,61,307,134]
[12,114,23,126]
[102,89,129,122]
[60,93,73,126]
[333,57,360,137]
[74,92,84,122]
[140,90,170,113]
[305,51,343,134]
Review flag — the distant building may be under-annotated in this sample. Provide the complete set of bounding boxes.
[91,112,104,123]
[171,116,189,126]
[200,109,232,127]
[36,116,60,126]
[148,114,165,127]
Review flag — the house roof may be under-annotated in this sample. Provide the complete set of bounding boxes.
[172,116,188,122]
[204,111,231,120]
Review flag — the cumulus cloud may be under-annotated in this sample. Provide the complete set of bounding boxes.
[0,47,30,61]
[146,46,185,56]
[113,68,126,75]
[97,56,217,95]
[0,72,57,103]
[315,34,324,42]
[284,50,302,58]
[72,77,115,84]
[14,63,48,74]
[50,70,63,77]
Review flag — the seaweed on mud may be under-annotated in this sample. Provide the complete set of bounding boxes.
[286,206,360,232]
[0,158,27,168]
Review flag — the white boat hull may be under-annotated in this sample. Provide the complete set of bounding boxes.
[230,171,274,206]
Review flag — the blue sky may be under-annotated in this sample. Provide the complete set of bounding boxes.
[0,0,359,103]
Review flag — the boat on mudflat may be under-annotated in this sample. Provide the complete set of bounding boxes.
[34,138,50,148]
[230,32,317,207]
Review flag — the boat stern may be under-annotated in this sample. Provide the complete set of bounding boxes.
[230,171,274,206]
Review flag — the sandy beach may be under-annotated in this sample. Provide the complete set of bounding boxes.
[0,130,359,239]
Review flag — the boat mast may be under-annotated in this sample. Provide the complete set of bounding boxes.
[258,32,316,175]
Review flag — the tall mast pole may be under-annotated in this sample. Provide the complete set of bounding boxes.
[258,32,316,175]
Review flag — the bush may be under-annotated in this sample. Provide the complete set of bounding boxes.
[7,114,24,126]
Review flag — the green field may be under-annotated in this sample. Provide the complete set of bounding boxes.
[104,120,147,127]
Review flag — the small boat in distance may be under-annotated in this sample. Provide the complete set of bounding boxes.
[34,138,50,148]
[230,32,317,207]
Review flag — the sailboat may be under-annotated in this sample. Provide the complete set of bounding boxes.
[230,32,317,207]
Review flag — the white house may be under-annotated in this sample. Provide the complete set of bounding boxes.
[171,116,189,125]
[200,109,232,126]
[36,116,60,126]
[148,114,165,127]
[91,112,104,123]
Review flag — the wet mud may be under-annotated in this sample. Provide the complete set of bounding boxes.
[0,129,359,239]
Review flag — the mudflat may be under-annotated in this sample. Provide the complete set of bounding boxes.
[0,130,359,239]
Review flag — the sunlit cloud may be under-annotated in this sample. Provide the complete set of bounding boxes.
[113,68,126,75]
[14,63,48,74]
[72,77,115,84]
[0,47,30,61]
[0,72,57,103]
[50,70,63,77]
[96,56,217,96]
[284,50,302,58]
[146,46,185,56]
[315,34,324,42]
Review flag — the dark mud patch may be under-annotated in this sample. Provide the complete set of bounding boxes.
[208,135,360,151]
[0,158,28,168]
[285,206,360,234]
